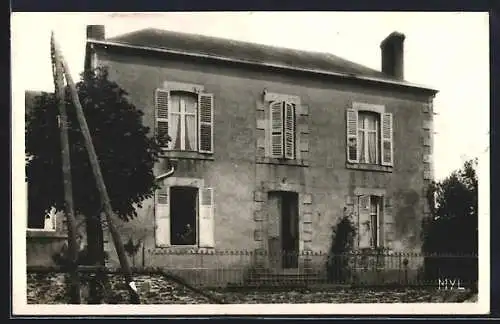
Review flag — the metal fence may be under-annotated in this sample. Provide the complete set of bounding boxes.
[125,249,478,289]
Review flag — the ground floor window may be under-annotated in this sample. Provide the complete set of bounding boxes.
[170,186,198,246]
[369,196,381,248]
[358,195,382,249]
[155,182,214,248]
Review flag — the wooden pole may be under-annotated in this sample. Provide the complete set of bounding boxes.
[52,35,140,304]
[50,32,81,304]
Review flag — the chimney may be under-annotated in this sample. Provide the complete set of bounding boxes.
[380,31,405,80]
[86,25,105,40]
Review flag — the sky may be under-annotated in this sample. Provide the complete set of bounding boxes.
[11,12,490,181]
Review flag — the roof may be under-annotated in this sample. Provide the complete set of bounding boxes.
[89,28,437,94]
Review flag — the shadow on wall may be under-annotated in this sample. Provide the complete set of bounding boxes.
[394,190,420,249]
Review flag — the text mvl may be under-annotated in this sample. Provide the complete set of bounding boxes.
[438,278,466,290]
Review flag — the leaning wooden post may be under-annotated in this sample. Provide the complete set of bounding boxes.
[52,36,140,304]
[50,31,81,304]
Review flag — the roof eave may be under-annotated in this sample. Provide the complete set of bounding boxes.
[88,39,439,96]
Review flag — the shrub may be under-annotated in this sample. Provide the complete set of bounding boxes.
[326,208,357,283]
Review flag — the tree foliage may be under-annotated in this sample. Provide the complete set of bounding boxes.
[25,66,166,223]
[421,159,478,284]
[422,158,478,255]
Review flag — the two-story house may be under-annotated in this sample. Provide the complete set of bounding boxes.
[30,25,437,283]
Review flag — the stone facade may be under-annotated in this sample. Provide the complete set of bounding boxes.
[26,28,437,286]
[97,45,434,260]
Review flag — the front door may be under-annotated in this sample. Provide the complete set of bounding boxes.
[268,191,299,271]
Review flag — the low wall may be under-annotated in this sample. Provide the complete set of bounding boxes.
[26,231,68,267]
[106,249,258,287]
[308,251,425,285]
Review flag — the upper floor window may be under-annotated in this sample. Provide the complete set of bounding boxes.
[155,89,214,154]
[347,105,393,167]
[258,91,308,165]
[358,111,379,164]
[269,100,296,160]
[170,93,198,151]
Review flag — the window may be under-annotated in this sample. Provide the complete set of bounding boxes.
[155,89,214,154]
[170,187,198,245]
[369,196,380,248]
[169,93,198,151]
[269,101,296,160]
[347,108,393,166]
[358,195,382,249]
[155,184,214,248]
[358,112,379,164]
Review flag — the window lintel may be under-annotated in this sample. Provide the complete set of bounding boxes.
[162,81,205,94]
[161,177,204,189]
[354,187,386,197]
[264,90,301,105]
[352,102,385,114]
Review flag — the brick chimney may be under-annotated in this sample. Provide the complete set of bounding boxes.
[86,25,105,40]
[380,31,405,80]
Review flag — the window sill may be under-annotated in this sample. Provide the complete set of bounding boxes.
[346,163,393,172]
[256,157,309,167]
[160,149,214,161]
[26,229,67,239]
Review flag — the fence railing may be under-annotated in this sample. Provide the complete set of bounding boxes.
[116,249,478,289]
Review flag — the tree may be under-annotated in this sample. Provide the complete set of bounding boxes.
[421,158,478,283]
[25,66,168,302]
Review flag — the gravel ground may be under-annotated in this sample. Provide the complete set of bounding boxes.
[27,272,213,304]
[27,272,475,304]
[209,287,475,304]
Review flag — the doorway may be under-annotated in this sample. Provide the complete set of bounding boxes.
[267,191,299,270]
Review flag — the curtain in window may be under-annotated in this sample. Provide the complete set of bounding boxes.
[368,132,377,163]
[358,129,365,163]
[184,96,197,151]
[170,95,181,150]
[359,113,378,164]
[184,116,195,151]
[170,94,198,151]
[366,114,377,164]
[170,115,181,149]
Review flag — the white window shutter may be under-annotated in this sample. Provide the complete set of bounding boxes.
[155,186,170,247]
[284,102,296,160]
[155,89,170,148]
[346,109,359,163]
[381,113,394,166]
[198,93,214,153]
[358,195,371,249]
[198,187,215,248]
[270,101,284,158]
